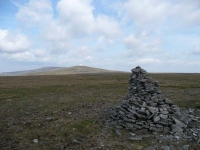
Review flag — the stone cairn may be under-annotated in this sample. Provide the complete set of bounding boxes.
[108,66,190,135]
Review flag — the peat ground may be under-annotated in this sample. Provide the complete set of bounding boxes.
[0,73,200,149]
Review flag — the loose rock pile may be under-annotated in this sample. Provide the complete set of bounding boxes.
[108,66,199,138]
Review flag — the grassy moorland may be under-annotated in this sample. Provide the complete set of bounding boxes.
[0,73,200,149]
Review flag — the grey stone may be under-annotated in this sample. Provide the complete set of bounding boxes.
[159,105,169,109]
[153,116,160,122]
[119,110,125,116]
[164,127,171,133]
[126,113,136,118]
[161,146,170,150]
[159,114,168,120]
[131,68,140,72]
[156,121,169,126]
[150,123,156,127]
[72,139,80,144]
[171,125,183,133]
[147,106,159,113]
[159,108,164,112]
[158,102,165,105]
[142,102,147,107]
[188,108,194,113]
[197,139,200,144]
[182,145,189,150]
[130,132,136,136]
[136,122,143,126]
[116,130,122,136]
[148,112,157,120]
[126,144,132,150]
[149,102,157,107]
[45,117,53,121]
[126,122,134,129]
[131,105,136,110]
[157,90,162,94]
[146,146,156,150]
[156,124,163,128]
[155,127,163,132]
[129,137,142,141]
[149,126,163,132]
[160,111,169,115]
[115,125,123,129]
[146,110,150,116]
[198,131,200,138]
[191,118,198,121]
[124,118,136,123]
[133,124,142,129]
[140,79,147,83]
[33,139,38,143]
[7,99,12,102]
[131,74,137,78]
[60,145,65,150]
[137,109,146,115]
[127,109,141,118]
[164,99,172,104]
[163,108,168,111]
[142,124,150,129]
[172,117,187,128]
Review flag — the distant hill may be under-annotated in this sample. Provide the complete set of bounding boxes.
[0,66,121,76]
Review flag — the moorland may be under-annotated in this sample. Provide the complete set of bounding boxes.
[0,72,200,149]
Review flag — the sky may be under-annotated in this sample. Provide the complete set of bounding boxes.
[0,0,200,73]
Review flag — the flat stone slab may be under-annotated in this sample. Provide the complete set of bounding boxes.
[161,146,171,150]
[153,116,160,122]
[129,137,142,141]
[172,117,187,128]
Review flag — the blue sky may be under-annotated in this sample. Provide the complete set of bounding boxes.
[0,0,200,73]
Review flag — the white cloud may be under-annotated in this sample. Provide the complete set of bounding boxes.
[8,50,54,62]
[124,34,142,49]
[185,61,200,67]
[136,58,161,64]
[84,55,93,61]
[47,40,71,54]
[124,0,200,28]
[77,46,90,55]
[192,45,200,55]
[10,51,35,61]
[166,59,200,67]
[56,0,95,37]
[15,0,121,55]
[70,46,90,58]
[124,0,169,26]
[123,32,162,57]
[56,0,121,39]
[16,0,53,27]
[34,49,48,58]
[95,14,121,38]
[0,29,31,53]
[166,59,184,66]
[172,0,200,27]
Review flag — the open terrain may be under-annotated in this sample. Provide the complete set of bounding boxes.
[0,72,200,149]
[0,66,118,76]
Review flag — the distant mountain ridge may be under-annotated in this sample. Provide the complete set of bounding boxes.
[0,66,120,76]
